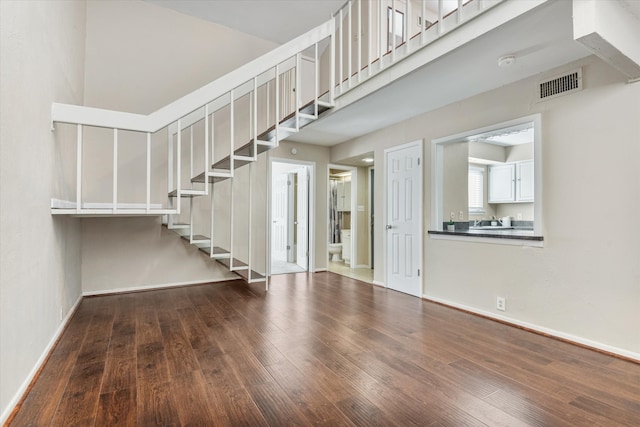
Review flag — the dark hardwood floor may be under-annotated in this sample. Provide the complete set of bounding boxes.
[9,272,640,426]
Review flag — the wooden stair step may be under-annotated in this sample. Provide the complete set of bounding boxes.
[190,171,231,184]
[209,99,331,172]
[197,246,230,258]
[216,257,248,270]
[168,189,204,198]
[181,234,210,242]
[163,223,190,229]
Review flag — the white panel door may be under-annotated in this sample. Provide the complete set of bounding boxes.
[271,173,288,261]
[296,169,309,270]
[385,142,422,297]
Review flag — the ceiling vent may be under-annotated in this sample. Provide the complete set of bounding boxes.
[537,68,582,101]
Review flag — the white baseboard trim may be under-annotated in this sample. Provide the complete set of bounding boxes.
[355,264,370,269]
[82,277,236,296]
[372,280,385,287]
[1,295,83,425]
[423,295,640,362]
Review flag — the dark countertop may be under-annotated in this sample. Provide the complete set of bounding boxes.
[428,228,543,241]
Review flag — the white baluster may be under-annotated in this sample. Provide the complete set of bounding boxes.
[113,128,118,213]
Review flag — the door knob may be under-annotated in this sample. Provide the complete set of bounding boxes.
[385,225,393,229]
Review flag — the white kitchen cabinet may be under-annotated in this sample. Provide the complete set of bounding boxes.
[489,160,533,203]
[488,164,516,203]
[516,160,534,202]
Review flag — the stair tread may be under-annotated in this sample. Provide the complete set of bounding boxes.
[164,223,190,229]
[210,99,331,171]
[198,246,230,256]
[191,172,230,184]
[181,234,210,241]
[168,189,203,198]
[217,257,248,269]
[214,257,265,282]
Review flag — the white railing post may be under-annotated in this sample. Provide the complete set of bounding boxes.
[253,77,258,150]
[214,113,216,170]
[438,0,444,35]
[229,90,234,170]
[458,0,464,24]
[266,81,271,129]
[275,64,280,144]
[189,126,194,188]
[204,105,209,195]
[176,119,182,213]
[209,178,215,256]
[295,53,301,131]
[314,42,319,117]
[339,8,343,94]
[330,29,336,105]
[391,0,396,62]
[168,126,173,194]
[348,1,353,87]
[405,0,410,54]
[112,128,118,213]
[248,161,253,280]
[229,164,234,266]
[367,0,372,77]
[421,0,426,45]
[146,132,151,212]
[76,124,82,213]
[357,0,362,83]
[379,0,384,70]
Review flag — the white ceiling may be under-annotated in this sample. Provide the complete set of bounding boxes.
[293,0,593,146]
[144,0,629,155]
[145,0,344,44]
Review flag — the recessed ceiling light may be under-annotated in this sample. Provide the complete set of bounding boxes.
[497,55,516,67]
[362,158,374,163]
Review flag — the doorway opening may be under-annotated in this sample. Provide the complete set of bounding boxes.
[328,153,374,284]
[270,160,313,275]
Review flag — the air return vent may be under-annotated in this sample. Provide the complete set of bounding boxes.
[537,68,582,101]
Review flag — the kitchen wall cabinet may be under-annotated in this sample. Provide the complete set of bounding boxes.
[489,160,533,203]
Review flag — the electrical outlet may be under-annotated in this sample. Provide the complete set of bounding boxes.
[459,210,464,220]
[496,297,506,311]
[517,213,523,220]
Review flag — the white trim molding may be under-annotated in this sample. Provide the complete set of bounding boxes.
[1,295,83,425]
[423,295,640,362]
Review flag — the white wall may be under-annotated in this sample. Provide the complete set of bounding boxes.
[0,0,85,421]
[80,0,280,293]
[331,56,640,357]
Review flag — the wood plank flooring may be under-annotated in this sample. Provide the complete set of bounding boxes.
[9,272,640,426]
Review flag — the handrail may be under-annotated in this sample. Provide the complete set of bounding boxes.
[51,20,334,133]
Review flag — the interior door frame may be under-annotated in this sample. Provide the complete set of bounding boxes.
[269,157,315,273]
[383,140,423,297]
[327,164,357,269]
[368,166,375,269]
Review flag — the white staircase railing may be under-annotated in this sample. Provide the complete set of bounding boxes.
[50,0,503,284]
[331,0,501,97]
